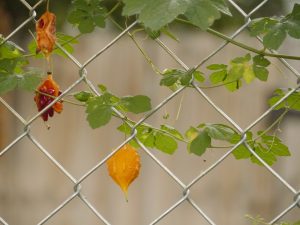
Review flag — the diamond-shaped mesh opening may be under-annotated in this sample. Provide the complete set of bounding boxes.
[188,154,297,224]
[0,137,73,224]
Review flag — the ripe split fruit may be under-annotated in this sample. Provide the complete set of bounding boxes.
[36,11,56,58]
[106,144,141,201]
[34,72,63,121]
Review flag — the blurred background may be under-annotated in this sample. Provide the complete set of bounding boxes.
[0,0,300,224]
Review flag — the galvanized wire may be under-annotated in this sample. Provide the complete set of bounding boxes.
[0,0,299,224]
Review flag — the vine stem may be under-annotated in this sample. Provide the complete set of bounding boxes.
[175,18,300,64]
[109,17,162,75]
[105,1,121,18]
[46,0,50,11]
[109,17,257,90]
[252,109,288,142]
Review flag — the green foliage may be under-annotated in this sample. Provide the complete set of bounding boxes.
[201,123,236,141]
[268,89,300,111]
[249,4,300,50]
[187,123,236,156]
[231,131,290,166]
[122,0,231,30]
[189,130,211,156]
[207,53,270,91]
[68,0,106,33]
[86,94,113,129]
[74,91,94,102]
[0,37,43,94]
[185,0,221,30]
[117,122,180,154]
[120,95,151,114]
[155,132,178,154]
[28,32,78,58]
[160,68,205,88]
[75,86,152,129]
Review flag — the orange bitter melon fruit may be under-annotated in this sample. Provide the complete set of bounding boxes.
[106,144,141,200]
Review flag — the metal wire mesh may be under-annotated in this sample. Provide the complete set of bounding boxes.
[1,0,300,224]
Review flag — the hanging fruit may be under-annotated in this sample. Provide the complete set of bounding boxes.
[34,72,63,121]
[36,11,56,58]
[106,144,141,201]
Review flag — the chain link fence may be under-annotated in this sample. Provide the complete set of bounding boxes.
[1,0,300,224]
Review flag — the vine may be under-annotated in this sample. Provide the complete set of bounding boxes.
[1,0,300,214]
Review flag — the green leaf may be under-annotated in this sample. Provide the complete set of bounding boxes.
[54,33,78,57]
[231,132,252,159]
[160,69,185,86]
[120,95,152,114]
[263,23,287,50]
[94,14,105,27]
[251,144,277,166]
[145,28,161,39]
[203,123,236,141]
[160,124,184,140]
[117,122,132,135]
[224,64,243,91]
[17,70,43,91]
[268,89,300,111]
[211,0,232,16]
[0,69,42,95]
[139,131,155,148]
[179,70,193,85]
[285,4,300,39]
[243,64,255,84]
[185,126,199,141]
[253,65,268,81]
[231,53,251,63]
[0,75,18,95]
[225,79,241,92]
[193,71,205,83]
[98,84,107,93]
[68,0,106,33]
[227,64,244,81]
[232,144,251,159]
[155,133,178,154]
[78,17,95,33]
[0,58,21,73]
[0,38,22,59]
[122,0,147,16]
[209,70,227,84]
[184,0,221,30]
[74,91,94,102]
[189,130,211,156]
[249,17,278,36]
[67,10,86,24]
[86,96,112,128]
[253,55,270,67]
[260,134,290,156]
[249,5,300,50]
[138,0,188,30]
[207,64,227,70]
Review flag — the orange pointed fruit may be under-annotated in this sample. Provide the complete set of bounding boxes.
[106,144,141,200]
